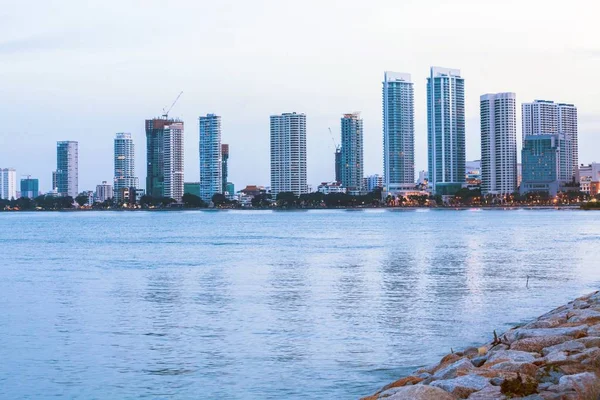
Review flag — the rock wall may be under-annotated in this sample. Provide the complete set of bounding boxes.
[361,291,600,400]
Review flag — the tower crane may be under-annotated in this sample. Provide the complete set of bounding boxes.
[162,91,183,119]
[328,127,340,152]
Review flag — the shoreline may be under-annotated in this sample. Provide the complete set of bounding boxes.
[361,291,600,400]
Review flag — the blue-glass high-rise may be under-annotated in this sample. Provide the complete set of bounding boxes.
[427,67,465,195]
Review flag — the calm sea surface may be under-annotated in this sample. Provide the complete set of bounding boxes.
[1,209,599,399]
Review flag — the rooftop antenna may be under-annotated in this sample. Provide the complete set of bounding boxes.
[162,91,183,119]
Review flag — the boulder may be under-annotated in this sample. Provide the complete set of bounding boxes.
[502,325,588,343]
[381,375,424,391]
[543,350,569,364]
[567,308,600,323]
[576,336,600,348]
[486,350,537,364]
[384,385,458,400]
[466,385,505,399]
[471,356,487,368]
[557,372,600,394]
[541,340,585,356]
[588,323,600,337]
[489,361,538,376]
[430,374,490,398]
[511,336,572,353]
[433,358,475,380]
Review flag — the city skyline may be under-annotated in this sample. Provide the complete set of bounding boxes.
[2,1,599,192]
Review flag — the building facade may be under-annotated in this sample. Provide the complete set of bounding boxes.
[199,114,223,203]
[340,113,364,192]
[0,168,17,200]
[427,67,465,195]
[56,141,79,198]
[522,100,578,182]
[114,133,138,202]
[579,163,600,195]
[334,147,342,183]
[520,134,569,196]
[222,144,229,194]
[270,112,307,197]
[184,182,201,197]
[95,181,113,203]
[363,174,383,192]
[146,118,184,202]
[480,93,518,195]
[317,182,346,194]
[383,71,414,195]
[20,177,39,199]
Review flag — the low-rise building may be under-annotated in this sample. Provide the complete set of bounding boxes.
[317,182,346,194]
[363,174,383,192]
[579,163,600,195]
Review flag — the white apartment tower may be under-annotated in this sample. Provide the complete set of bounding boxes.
[0,168,17,200]
[383,71,414,195]
[199,114,223,202]
[56,141,79,198]
[480,93,518,195]
[114,133,138,201]
[522,100,578,182]
[270,112,307,197]
[163,122,185,202]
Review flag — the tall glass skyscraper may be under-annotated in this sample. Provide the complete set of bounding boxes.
[383,71,414,195]
[270,112,307,197]
[340,113,364,192]
[56,141,79,198]
[199,114,222,203]
[480,93,518,196]
[146,118,184,201]
[20,177,39,199]
[427,67,465,195]
[114,133,138,202]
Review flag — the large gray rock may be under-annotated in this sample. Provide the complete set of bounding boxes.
[489,361,538,376]
[466,385,505,399]
[576,336,600,348]
[588,323,600,336]
[486,350,537,364]
[511,335,571,353]
[384,385,457,400]
[541,340,585,356]
[431,374,490,398]
[543,350,569,364]
[557,372,600,394]
[502,325,588,343]
[567,308,600,323]
[433,358,475,380]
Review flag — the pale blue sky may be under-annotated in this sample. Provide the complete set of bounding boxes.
[1,0,599,192]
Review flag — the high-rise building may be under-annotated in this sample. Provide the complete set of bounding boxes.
[0,168,17,200]
[146,118,184,202]
[334,147,342,183]
[522,100,578,182]
[95,181,113,203]
[199,114,222,203]
[20,177,39,199]
[270,112,307,197]
[51,171,57,191]
[363,174,383,192]
[114,133,138,202]
[56,141,79,198]
[221,144,229,194]
[427,67,465,195]
[480,93,518,195]
[520,134,570,196]
[184,182,201,197]
[340,112,364,192]
[383,71,414,195]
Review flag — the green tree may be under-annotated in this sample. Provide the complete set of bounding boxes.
[276,192,298,207]
[75,193,89,207]
[211,193,228,207]
[182,193,208,208]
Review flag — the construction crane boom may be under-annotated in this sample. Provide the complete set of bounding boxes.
[328,127,340,151]
[162,91,183,119]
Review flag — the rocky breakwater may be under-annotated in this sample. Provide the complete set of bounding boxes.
[361,291,600,400]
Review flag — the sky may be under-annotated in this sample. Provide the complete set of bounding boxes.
[1,0,599,192]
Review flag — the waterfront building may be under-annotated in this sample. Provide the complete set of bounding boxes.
[465,160,482,190]
[270,112,307,197]
[335,147,342,183]
[317,182,346,194]
[522,100,578,182]
[417,170,429,186]
[52,171,57,191]
[520,134,569,196]
[225,182,235,198]
[363,174,383,192]
[0,168,17,200]
[517,163,522,188]
[199,114,222,202]
[145,118,184,202]
[114,133,138,202]
[383,71,414,195]
[340,112,364,192]
[480,93,518,195]
[427,67,466,195]
[20,177,39,199]
[579,163,600,195]
[95,181,113,203]
[222,144,229,194]
[56,141,79,198]
[184,182,201,197]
